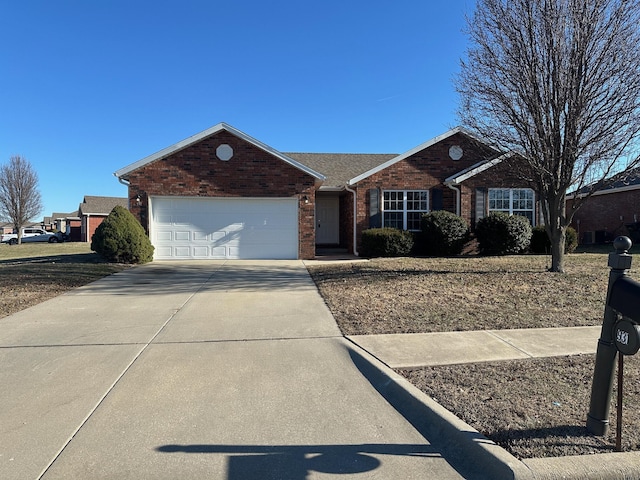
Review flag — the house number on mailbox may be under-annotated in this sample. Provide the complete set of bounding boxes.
[614,318,640,356]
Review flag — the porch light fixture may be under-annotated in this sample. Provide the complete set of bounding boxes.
[303,195,309,204]
[135,194,141,206]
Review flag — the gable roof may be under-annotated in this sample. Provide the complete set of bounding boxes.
[346,126,497,185]
[444,152,514,184]
[78,196,128,216]
[114,123,326,183]
[286,153,397,189]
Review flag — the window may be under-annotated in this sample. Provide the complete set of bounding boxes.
[488,188,535,224]
[383,190,429,231]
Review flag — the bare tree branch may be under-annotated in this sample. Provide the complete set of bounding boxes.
[0,155,43,244]
[457,0,640,272]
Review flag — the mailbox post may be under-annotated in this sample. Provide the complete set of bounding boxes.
[587,236,635,436]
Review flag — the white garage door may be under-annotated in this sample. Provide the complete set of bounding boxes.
[150,196,298,260]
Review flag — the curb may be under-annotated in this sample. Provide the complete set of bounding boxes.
[344,339,640,480]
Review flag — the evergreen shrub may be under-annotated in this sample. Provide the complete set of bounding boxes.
[360,228,414,258]
[476,212,532,255]
[91,205,154,264]
[419,210,470,256]
[530,225,578,254]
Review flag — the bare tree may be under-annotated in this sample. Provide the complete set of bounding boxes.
[457,0,640,272]
[0,155,43,244]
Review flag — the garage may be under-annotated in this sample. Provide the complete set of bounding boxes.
[150,196,298,260]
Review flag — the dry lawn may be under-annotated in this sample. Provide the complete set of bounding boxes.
[308,253,640,459]
[308,254,610,335]
[0,243,130,318]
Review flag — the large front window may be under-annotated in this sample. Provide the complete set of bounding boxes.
[488,188,535,224]
[383,190,429,231]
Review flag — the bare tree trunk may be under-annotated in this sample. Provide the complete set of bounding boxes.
[549,225,566,273]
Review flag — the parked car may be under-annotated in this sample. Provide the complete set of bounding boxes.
[0,228,62,245]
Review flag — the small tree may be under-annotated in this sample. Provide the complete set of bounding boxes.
[91,206,154,264]
[0,155,43,243]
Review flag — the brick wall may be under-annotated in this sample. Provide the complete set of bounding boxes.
[569,188,640,243]
[126,130,317,259]
[462,159,537,227]
[351,132,499,249]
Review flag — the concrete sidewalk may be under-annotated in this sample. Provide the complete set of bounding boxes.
[348,326,601,369]
[1,260,638,479]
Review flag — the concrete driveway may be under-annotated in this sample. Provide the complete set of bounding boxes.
[0,261,478,480]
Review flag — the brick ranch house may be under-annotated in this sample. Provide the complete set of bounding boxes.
[77,196,128,242]
[568,168,640,244]
[114,123,538,260]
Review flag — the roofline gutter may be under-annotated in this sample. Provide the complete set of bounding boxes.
[344,184,359,256]
[116,174,130,186]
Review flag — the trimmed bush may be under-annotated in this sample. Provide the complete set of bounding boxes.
[565,226,578,253]
[360,228,414,258]
[476,212,532,255]
[530,225,578,254]
[419,210,470,256]
[91,205,154,264]
[529,226,550,254]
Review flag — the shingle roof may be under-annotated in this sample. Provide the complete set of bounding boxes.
[570,167,640,197]
[78,196,128,216]
[52,211,78,219]
[115,123,325,183]
[285,153,397,188]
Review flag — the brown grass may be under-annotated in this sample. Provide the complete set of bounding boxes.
[308,254,610,335]
[307,254,640,459]
[0,243,130,318]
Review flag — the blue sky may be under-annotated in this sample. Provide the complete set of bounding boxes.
[1,1,475,218]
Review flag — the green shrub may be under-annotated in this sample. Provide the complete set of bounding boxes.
[419,210,470,256]
[91,205,154,264]
[529,225,578,254]
[476,212,532,255]
[565,226,578,253]
[360,228,414,258]
[530,226,550,254]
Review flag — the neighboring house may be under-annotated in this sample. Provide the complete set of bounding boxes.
[114,123,537,260]
[42,216,54,231]
[52,211,81,241]
[568,168,640,244]
[78,196,128,242]
[1,222,13,235]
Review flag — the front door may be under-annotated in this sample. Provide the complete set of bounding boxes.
[315,196,339,244]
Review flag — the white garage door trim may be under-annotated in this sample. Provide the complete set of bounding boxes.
[150,196,299,260]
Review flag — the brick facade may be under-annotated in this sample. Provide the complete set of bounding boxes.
[126,130,317,259]
[569,188,640,243]
[345,133,535,252]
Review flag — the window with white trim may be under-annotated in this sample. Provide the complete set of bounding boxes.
[382,190,429,231]
[488,188,535,225]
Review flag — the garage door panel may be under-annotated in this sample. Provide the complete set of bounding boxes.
[150,197,298,260]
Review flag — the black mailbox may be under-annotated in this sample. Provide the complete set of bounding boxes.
[609,276,640,324]
[587,236,636,436]
[608,276,640,355]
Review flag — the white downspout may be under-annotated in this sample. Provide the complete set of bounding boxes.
[344,184,359,256]
[446,183,461,216]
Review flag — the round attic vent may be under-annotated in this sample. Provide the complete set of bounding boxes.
[216,144,233,161]
[449,145,463,161]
